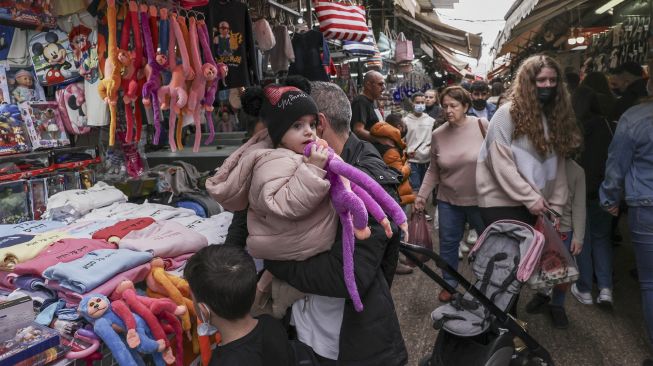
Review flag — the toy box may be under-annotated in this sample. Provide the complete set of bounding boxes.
[0,179,29,224]
[22,101,70,150]
[62,171,81,190]
[28,178,47,220]
[0,103,30,156]
[29,30,80,86]
[0,296,60,366]
[0,1,56,30]
[41,173,65,198]
[4,66,46,105]
[0,65,9,104]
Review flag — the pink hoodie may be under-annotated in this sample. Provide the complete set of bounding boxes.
[13,238,116,276]
[118,221,208,257]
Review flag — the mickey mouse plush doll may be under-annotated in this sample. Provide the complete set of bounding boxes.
[32,32,72,84]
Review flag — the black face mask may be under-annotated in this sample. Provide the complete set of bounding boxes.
[472,99,487,110]
[537,87,556,104]
[611,88,623,97]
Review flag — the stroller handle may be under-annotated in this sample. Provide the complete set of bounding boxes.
[399,241,555,366]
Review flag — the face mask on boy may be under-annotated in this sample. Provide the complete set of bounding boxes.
[414,104,426,113]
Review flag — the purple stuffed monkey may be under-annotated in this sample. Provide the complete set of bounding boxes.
[305,140,408,312]
[140,5,168,145]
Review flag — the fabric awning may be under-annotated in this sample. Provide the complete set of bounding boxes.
[493,0,589,57]
[396,10,482,59]
[432,42,469,71]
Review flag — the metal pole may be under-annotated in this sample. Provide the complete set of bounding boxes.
[307,0,313,28]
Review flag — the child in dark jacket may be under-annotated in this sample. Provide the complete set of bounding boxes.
[185,245,293,366]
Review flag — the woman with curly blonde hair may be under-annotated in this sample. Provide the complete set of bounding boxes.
[476,54,581,225]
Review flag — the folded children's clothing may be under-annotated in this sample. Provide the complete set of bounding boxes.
[43,249,153,293]
[62,219,120,238]
[0,231,70,271]
[81,202,141,220]
[50,263,151,306]
[0,220,67,236]
[168,212,234,245]
[44,182,128,218]
[118,221,208,257]
[92,217,156,243]
[14,238,116,276]
[14,275,48,291]
[0,234,35,249]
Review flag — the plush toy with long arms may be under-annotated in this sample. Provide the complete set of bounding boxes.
[187,16,217,152]
[119,1,144,143]
[158,12,193,152]
[197,20,227,145]
[304,140,408,311]
[112,280,186,365]
[78,294,166,366]
[141,5,167,145]
[97,0,121,146]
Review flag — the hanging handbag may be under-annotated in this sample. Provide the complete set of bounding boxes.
[395,32,414,63]
[315,1,370,42]
[406,210,434,266]
[343,31,377,57]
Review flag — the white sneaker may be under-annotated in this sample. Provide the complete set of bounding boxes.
[466,229,478,245]
[597,288,613,308]
[458,247,463,260]
[460,241,471,254]
[571,283,593,305]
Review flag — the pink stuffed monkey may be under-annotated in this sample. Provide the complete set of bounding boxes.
[158,12,193,152]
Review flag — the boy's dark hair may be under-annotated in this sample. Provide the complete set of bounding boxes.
[411,92,425,101]
[385,113,403,128]
[470,80,490,93]
[184,245,257,320]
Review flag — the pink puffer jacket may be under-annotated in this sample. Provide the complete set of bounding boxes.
[206,129,338,261]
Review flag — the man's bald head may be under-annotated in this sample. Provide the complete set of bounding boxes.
[363,71,385,100]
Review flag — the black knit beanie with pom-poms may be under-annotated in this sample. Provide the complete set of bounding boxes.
[240,78,318,147]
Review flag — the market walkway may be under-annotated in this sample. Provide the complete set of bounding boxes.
[391,216,651,366]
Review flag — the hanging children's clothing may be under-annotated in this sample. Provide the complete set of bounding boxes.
[200,0,260,88]
[288,29,329,81]
[267,25,295,74]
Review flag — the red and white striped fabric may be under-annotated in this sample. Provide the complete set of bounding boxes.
[315,1,370,42]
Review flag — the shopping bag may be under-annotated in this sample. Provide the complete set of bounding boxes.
[527,214,579,289]
[315,1,370,42]
[395,32,414,63]
[406,210,433,265]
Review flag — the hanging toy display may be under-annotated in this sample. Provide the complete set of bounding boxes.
[141,6,168,145]
[97,0,122,146]
[197,19,228,146]
[187,16,217,152]
[158,12,193,153]
[119,1,144,144]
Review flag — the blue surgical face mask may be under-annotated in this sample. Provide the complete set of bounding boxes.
[414,104,426,113]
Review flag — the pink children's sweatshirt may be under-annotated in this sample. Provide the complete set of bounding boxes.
[118,221,208,257]
[13,238,116,276]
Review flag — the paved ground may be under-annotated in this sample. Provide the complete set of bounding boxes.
[391,213,652,366]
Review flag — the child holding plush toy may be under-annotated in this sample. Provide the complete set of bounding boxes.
[207,81,407,316]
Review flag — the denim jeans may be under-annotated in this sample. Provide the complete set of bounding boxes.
[627,206,653,351]
[576,199,613,293]
[550,231,573,307]
[409,162,429,191]
[437,200,486,288]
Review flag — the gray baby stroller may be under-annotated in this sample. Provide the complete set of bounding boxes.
[400,220,554,366]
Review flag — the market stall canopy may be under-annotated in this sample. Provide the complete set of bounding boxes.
[396,9,482,59]
[432,0,460,9]
[432,42,469,72]
[493,0,589,58]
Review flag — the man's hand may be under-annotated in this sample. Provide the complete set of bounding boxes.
[606,205,619,216]
[570,239,583,256]
[528,198,548,216]
[414,196,426,211]
[305,144,329,169]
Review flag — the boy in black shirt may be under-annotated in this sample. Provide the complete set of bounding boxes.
[185,245,293,366]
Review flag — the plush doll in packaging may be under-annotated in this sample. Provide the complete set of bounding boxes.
[78,294,166,366]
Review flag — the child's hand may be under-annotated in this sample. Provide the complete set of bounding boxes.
[306,144,329,169]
